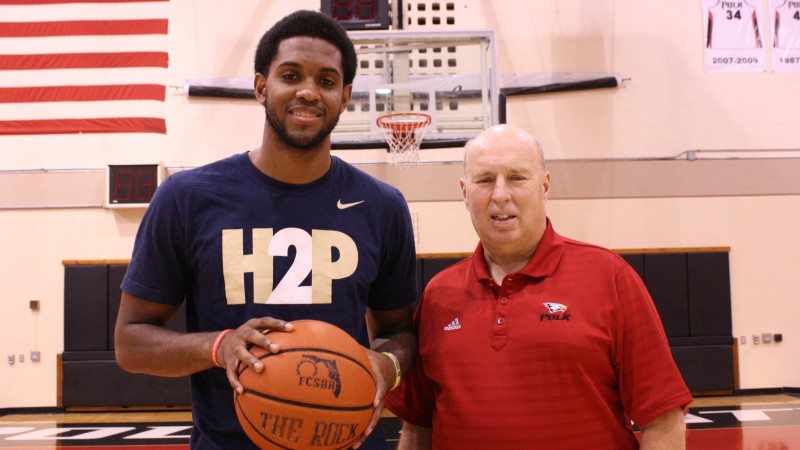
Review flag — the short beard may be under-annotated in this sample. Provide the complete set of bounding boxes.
[264,101,340,150]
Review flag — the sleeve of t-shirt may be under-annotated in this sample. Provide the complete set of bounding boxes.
[367,189,418,311]
[384,355,436,427]
[121,176,189,305]
[613,263,693,427]
[383,297,436,426]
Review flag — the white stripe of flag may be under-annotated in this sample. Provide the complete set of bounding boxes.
[0,0,170,135]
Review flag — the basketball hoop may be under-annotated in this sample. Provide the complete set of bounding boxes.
[376,112,431,165]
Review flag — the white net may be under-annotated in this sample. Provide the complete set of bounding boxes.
[376,113,431,165]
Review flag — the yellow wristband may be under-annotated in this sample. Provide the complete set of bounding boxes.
[381,351,402,390]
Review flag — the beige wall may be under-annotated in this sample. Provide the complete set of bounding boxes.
[2,0,799,408]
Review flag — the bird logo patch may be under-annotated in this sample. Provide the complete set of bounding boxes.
[541,302,570,321]
[543,302,567,313]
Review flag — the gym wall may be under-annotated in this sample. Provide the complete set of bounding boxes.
[1,0,798,409]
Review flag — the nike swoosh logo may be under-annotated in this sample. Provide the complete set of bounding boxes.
[337,199,365,210]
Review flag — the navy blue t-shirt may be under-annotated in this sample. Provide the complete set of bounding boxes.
[122,152,417,449]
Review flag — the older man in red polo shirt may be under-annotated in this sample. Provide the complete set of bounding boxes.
[385,124,691,449]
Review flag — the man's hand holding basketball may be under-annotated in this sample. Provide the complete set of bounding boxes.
[213,317,294,394]
[351,349,397,449]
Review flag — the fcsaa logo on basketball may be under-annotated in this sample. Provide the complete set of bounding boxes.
[296,354,342,398]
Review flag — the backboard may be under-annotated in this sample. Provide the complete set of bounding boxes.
[331,30,499,151]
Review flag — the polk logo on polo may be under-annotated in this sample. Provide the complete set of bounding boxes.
[540,302,570,321]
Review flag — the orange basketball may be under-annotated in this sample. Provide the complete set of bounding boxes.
[234,320,376,450]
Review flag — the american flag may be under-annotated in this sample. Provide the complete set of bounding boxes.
[0,0,169,135]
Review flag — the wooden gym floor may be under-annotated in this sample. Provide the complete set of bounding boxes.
[1,394,800,449]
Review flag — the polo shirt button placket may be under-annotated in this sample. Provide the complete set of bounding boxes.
[492,290,512,350]
[491,312,508,350]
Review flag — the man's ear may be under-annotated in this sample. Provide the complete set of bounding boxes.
[460,178,469,209]
[254,73,267,104]
[542,171,552,203]
[340,84,353,113]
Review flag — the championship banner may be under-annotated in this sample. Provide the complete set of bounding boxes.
[771,0,800,71]
[0,0,169,135]
[702,0,767,72]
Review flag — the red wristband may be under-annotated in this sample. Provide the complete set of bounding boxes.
[211,329,233,368]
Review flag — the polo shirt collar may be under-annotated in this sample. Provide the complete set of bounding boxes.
[471,218,565,282]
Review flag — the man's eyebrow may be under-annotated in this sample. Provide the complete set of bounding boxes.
[274,61,342,77]
[318,66,343,77]
[469,167,532,177]
[508,167,533,175]
[274,61,301,70]
[469,170,493,178]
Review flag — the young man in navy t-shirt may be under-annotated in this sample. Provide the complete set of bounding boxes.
[115,11,417,450]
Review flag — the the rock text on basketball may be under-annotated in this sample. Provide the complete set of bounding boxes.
[309,421,359,447]
[259,413,302,444]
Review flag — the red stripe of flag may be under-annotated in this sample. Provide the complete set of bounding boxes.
[0,1,166,4]
[0,19,168,37]
[0,117,166,134]
[0,1,169,135]
[0,52,168,69]
[0,84,165,102]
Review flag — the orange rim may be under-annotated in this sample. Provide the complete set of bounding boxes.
[376,112,432,131]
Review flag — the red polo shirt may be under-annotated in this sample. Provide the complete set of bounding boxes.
[385,220,692,449]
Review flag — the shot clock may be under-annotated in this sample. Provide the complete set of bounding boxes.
[320,0,391,30]
[105,163,164,208]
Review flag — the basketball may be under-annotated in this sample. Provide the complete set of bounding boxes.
[234,320,376,450]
